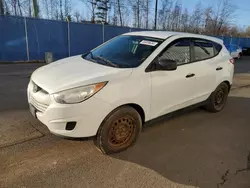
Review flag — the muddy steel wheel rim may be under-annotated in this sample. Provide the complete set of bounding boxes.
[214,86,226,109]
[108,115,135,149]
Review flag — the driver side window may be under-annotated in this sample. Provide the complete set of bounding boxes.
[160,39,191,65]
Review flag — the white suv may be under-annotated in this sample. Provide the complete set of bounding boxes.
[28,31,234,154]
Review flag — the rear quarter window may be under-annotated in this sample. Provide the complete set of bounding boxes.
[193,40,214,61]
[213,42,222,55]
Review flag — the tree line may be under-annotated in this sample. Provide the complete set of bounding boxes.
[0,0,250,37]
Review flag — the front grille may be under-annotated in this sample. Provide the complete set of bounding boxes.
[29,80,50,113]
[30,95,49,113]
[30,95,49,112]
[32,81,48,94]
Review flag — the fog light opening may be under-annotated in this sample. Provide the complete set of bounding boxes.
[66,122,76,131]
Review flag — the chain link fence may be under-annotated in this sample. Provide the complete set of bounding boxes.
[1,15,250,62]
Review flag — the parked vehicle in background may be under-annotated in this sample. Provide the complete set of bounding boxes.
[28,31,234,154]
[242,47,250,56]
[231,47,242,59]
[226,44,242,59]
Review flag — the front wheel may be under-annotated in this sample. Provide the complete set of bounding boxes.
[94,106,142,154]
[204,83,229,113]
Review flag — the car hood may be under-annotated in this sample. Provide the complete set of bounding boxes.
[31,55,132,93]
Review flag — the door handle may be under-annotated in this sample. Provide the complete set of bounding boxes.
[186,73,195,78]
[216,67,223,71]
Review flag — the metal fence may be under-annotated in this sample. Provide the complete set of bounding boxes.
[1,15,250,62]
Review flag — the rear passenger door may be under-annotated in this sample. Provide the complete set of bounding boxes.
[191,39,218,101]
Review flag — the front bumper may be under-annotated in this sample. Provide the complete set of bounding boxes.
[28,83,114,137]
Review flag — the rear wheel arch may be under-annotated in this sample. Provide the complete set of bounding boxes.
[204,82,229,112]
[222,80,231,92]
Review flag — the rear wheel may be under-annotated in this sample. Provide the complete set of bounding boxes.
[94,106,142,154]
[204,82,229,112]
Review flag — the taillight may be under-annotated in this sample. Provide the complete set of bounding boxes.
[229,58,235,64]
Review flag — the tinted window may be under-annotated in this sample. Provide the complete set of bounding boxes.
[83,35,163,68]
[160,39,190,65]
[194,40,214,61]
[213,42,222,55]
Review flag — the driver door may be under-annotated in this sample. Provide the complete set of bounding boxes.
[150,38,197,119]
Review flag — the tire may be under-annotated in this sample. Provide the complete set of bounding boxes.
[204,82,229,113]
[94,106,142,154]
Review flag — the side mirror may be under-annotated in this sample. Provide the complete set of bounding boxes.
[156,59,177,71]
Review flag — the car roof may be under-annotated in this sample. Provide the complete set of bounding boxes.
[123,31,223,44]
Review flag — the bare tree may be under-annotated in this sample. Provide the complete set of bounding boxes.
[111,0,127,26]
[245,26,250,37]
[142,0,150,29]
[40,0,60,19]
[228,26,239,36]
[74,11,81,22]
[180,8,188,32]
[203,6,213,34]
[17,0,22,16]
[42,0,49,18]
[0,0,4,14]
[111,0,117,25]
[4,0,10,14]
[59,0,63,20]
[28,0,31,16]
[117,0,122,26]
[129,0,142,28]
[64,0,71,18]
[32,0,39,17]
[216,0,235,35]
[170,1,182,31]
[158,0,172,30]
[135,0,140,28]
[189,2,203,33]
[6,0,25,16]
[81,0,97,23]
[11,0,18,15]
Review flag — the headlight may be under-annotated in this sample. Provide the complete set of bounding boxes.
[53,82,107,104]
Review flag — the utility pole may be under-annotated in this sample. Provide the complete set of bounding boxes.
[154,0,158,30]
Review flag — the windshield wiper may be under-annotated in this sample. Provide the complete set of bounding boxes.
[82,52,98,63]
[95,56,118,68]
[89,51,94,59]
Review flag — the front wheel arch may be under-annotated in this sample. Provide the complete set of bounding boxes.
[95,103,145,136]
[94,105,143,154]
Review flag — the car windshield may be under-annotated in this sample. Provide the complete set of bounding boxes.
[82,35,164,68]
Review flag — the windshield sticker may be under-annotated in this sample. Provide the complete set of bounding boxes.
[140,40,158,46]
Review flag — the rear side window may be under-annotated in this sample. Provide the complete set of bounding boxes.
[193,40,214,61]
[213,42,222,55]
[160,39,191,65]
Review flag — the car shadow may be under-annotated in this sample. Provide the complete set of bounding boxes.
[111,96,250,188]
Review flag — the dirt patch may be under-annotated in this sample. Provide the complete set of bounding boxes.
[0,110,45,148]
